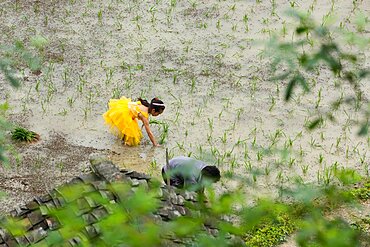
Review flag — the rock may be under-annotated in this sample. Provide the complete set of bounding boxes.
[131,179,140,187]
[27,210,44,226]
[88,154,109,166]
[183,191,198,202]
[15,236,29,246]
[0,229,10,242]
[173,205,186,216]
[46,218,60,230]
[25,227,47,243]
[85,225,98,238]
[137,179,149,190]
[82,213,97,225]
[26,200,39,210]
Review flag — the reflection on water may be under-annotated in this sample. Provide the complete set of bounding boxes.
[108,139,165,178]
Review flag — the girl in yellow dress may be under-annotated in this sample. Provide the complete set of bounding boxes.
[103,97,165,147]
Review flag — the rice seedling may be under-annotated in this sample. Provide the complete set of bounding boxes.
[276,170,284,184]
[220,131,227,145]
[315,88,322,109]
[264,164,271,176]
[232,24,237,32]
[235,108,244,121]
[284,137,294,149]
[33,154,44,169]
[97,9,103,25]
[149,119,169,144]
[257,150,263,162]
[269,96,276,112]
[318,153,324,165]
[309,137,321,149]
[58,108,68,116]
[309,0,317,12]
[189,78,196,93]
[104,67,114,85]
[300,164,309,176]
[58,162,65,175]
[244,146,251,160]
[214,19,221,32]
[230,157,239,168]
[67,96,75,108]
[207,118,214,132]
[289,1,298,8]
[11,127,40,143]
[41,100,47,114]
[322,166,334,185]
[288,158,296,168]
[195,106,203,117]
[359,151,366,165]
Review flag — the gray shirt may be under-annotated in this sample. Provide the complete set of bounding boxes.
[163,156,208,186]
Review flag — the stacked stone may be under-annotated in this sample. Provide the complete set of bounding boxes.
[0,156,226,246]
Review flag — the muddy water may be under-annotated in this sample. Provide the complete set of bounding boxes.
[0,0,369,199]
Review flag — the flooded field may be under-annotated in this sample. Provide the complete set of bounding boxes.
[0,0,369,214]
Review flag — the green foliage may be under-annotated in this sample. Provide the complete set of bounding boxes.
[0,38,43,163]
[265,10,370,135]
[296,213,360,247]
[0,102,11,163]
[30,35,49,51]
[11,126,40,143]
[334,168,362,185]
[350,180,370,200]
[0,39,43,87]
[245,215,295,247]
[39,183,163,246]
[242,201,298,247]
[0,177,368,247]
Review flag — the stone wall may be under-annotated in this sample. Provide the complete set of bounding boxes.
[0,155,244,246]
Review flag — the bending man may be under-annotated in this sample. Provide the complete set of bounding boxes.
[162,156,221,192]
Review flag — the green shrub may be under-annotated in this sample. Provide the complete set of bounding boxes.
[11,126,40,143]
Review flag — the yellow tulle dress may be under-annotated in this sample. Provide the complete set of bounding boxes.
[103,97,149,146]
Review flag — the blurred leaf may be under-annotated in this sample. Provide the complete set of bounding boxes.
[0,102,9,113]
[335,168,362,185]
[269,71,291,81]
[170,217,203,237]
[296,214,360,247]
[340,53,357,63]
[354,11,368,32]
[1,217,26,236]
[358,69,370,78]
[281,184,321,204]
[30,35,49,50]
[296,26,309,34]
[358,122,368,136]
[124,187,159,214]
[24,53,42,72]
[218,221,244,235]
[5,72,20,88]
[285,76,296,101]
[307,117,323,130]
[0,191,7,199]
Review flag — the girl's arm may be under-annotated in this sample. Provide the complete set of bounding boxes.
[139,113,160,146]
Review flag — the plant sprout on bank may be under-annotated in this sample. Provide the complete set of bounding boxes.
[11,126,40,143]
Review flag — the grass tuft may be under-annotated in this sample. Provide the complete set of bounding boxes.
[11,127,40,143]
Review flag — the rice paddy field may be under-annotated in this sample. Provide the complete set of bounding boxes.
[0,0,369,234]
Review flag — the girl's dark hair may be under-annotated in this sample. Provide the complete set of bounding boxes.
[138,97,165,113]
